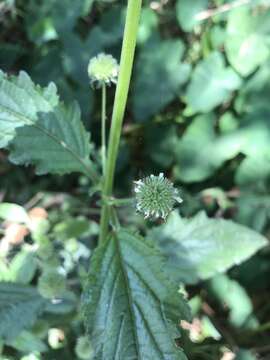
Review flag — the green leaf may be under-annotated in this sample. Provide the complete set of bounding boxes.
[225,6,270,76]
[6,330,48,353]
[0,203,29,223]
[186,52,241,113]
[0,71,58,148]
[235,61,270,114]
[206,274,256,328]
[0,282,46,341]
[176,0,209,32]
[25,0,93,44]
[137,8,158,45]
[82,229,190,360]
[0,71,96,178]
[173,114,240,182]
[174,110,270,183]
[132,35,190,121]
[145,124,178,168]
[235,349,257,360]
[9,250,37,284]
[148,211,267,284]
[62,6,125,86]
[53,217,90,240]
[235,192,270,232]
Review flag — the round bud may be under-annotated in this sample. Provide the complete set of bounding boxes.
[134,173,182,220]
[87,53,118,87]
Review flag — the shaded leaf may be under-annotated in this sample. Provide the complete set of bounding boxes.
[174,111,270,183]
[82,229,190,360]
[148,211,267,284]
[176,0,209,32]
[132,35,190,121]
[174,114,240,182]
[6,330,48,353]
[206,274,256,329]
[0,282,46,341]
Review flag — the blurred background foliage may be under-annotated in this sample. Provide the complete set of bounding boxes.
[0,0,270,359]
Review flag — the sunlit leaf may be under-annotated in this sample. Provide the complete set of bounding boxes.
[148,211,267,284]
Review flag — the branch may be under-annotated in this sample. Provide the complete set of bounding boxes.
[195,0,251,22]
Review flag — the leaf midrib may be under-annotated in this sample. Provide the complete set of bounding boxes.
[114,234,142,360]
[0,104,93,178]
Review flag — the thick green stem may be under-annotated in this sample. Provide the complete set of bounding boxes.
[99,0,142,243]
[101,83,106,175]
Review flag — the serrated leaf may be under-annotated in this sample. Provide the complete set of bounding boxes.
[186,52,241,113]
[82,229,190,360]
[0,282,46,341]
[0,71,96,178]
[0,70,58,148]
[132,35,190,121]
[148,211,267,284]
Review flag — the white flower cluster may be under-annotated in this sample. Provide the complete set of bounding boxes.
[87,53,119,87]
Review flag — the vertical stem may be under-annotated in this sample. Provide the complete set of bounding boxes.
[101,83,106,175]
[99,0,142,243]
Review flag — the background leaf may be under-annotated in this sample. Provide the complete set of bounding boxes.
[186,52,241,113]
[132,35,190,121]
[225,6,270,76]
[0,282,46,341]
[176,0,209,32]
[148,211,267,284]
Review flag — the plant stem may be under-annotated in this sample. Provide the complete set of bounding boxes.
[101,83,106,175]
[99,0,142,243]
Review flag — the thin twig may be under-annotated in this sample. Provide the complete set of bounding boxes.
[195,0,251,21]
[24,192,43,210]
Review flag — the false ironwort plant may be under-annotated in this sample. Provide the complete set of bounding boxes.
[0,0,268,359]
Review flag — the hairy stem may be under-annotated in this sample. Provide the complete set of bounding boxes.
[99,0,142,243]
[101,83,106,175]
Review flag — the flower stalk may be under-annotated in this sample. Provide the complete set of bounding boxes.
[101,83,106,175]
[99,0,142,243]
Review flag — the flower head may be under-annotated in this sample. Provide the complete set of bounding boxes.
[134,173,182,220]
[87,53,118,87]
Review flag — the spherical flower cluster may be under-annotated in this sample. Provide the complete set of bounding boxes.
[87,53,118,87]
[134,173,182,220]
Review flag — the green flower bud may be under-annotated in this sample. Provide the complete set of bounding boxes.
[87,53,118,87]
[75,336,94,360]
[38,270,66,299]
[134,173,182,220]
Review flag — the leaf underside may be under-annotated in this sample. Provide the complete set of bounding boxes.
[0,70,94,177]
[82,229,190,360]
